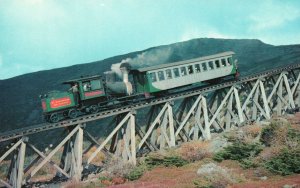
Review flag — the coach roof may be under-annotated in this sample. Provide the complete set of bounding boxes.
[136,51,235,72]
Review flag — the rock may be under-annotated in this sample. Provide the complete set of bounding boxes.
[260,176,267,180]
[282,184,297,188]
[258,121,271,126]
[208,136,229,153]
[197,163,228,175]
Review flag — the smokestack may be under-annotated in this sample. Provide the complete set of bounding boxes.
[120,62,133,95]
[120,62,131,82]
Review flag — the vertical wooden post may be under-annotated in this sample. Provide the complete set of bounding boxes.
[202,96,211,140]
[233,87,244,123]
[130,112,136,165]
[259,80,270,119]
[226,93,233,130]
[277,79,283,115]
[7,138,27,188]
[73,126,83,181]
[168,103,175,147]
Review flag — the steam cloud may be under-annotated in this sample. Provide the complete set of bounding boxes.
[111,47,173,77]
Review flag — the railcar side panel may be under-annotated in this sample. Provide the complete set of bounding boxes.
[42,92,76,113]
[143,55,236,93]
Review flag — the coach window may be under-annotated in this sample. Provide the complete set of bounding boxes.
[173,67,180,78]
[221,59,227,67]
[208,61,214,70]
[180,67,187,76]
[150,72,157,82]
[195,64,201,72]
[188,65,194,74]
[227,57,232,65]
[202,62,207,71]
[166,69,172,79]
[215,60,220,68]
[158,71,165,81]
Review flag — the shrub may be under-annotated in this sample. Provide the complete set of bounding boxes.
[104,157,135,178]
[259,119,299,148]
[194,163,237,188]
[126,164,147,181]
[260,122,279,146]
[213,142,263,162]
[239,158,258,169]
[145,155,188,168]
[286,128,300,149]
[125,155,188,181]
[98,176,112,181]
[111,177,126,184]
[260,120,295,147]
[178,141,211,162]
[264,148,300,175]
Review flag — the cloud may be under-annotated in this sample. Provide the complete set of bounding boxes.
[249,1,300,31]
[180,26,233,41]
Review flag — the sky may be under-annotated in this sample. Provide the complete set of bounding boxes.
[0,0,300,80]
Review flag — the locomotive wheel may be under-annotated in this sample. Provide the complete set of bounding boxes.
[50,113,59,123]
[90,105,99,114]
[68,109,78,119]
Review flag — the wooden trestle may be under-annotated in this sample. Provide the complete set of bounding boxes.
[1,64,300,187]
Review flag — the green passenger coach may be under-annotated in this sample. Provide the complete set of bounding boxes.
[132,51,237,95]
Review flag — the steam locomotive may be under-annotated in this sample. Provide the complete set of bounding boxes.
[40,51,239,122]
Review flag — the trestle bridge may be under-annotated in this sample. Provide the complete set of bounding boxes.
[1,63,300,187]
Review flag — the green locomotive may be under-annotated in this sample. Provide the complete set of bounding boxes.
[41,75,107,122]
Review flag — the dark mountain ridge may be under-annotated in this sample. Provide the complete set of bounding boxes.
[1,38,300,132]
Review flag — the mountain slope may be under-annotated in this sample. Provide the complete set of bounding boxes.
[0,38,300,132]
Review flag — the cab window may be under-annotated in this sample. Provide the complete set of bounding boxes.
[83,82,91,91]
[173,68,180,78]
[165,69,172,79]
[158,71,165,81]
[90,80,101,90]
[150,72,157,82]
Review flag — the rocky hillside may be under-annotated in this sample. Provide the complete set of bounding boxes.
[58,114,300,187]
[1,38,300,132]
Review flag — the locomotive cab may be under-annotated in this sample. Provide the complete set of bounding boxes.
[63,75,107,113]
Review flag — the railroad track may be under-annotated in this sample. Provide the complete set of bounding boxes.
[1,63,300,142]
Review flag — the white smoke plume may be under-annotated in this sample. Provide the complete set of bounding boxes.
[111,58,131,78]
[110,47,173,77]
